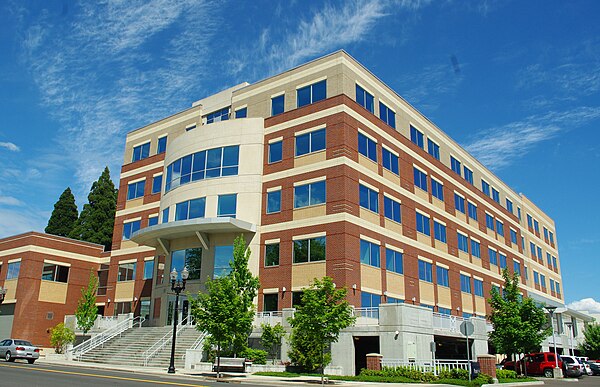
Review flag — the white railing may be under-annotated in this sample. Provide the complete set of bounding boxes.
[70,315,144,360]
[181,331,208,361]
[254,311,283,327]
[353,307,379,326]
[143,316,193,366]
[432,313,465,332]
[381,359,471,376]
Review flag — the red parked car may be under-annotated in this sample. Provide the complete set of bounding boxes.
[503,352,563,378]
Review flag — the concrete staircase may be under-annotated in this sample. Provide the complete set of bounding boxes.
[77,325,204,369]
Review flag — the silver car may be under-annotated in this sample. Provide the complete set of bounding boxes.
[0,339,39,364]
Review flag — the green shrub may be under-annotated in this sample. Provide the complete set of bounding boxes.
[240,348,267,365]
[49,323,75,354]
[472,373,493,385]
[496,369,517,379]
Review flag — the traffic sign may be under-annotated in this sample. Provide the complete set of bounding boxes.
[460,321,474,336]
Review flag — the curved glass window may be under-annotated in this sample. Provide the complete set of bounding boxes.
[170,248,202,280]
[165,145,239,192]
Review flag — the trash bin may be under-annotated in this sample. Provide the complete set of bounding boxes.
[470,361,481,379]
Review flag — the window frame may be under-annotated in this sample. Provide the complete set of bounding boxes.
[295,128,326,157]
[293,236,326,264]
[360,239,381,268]
[294,180,326,209]
[410,126,424,149]
[297,79,327,108]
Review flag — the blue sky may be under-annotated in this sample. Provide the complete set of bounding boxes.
[0,0,598,311]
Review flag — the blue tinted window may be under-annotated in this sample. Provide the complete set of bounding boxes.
[410,126,424,148]
[269,141,283,163]
[123,220,141,240]
[530,242,536,258]
[357,132,377,162]
[434,221,446,243]
[379,102,396,128]
[450,156,461,176]
[438,307,451,315]
[360,240,380,267]
[552,256,557,269]
[361,292,380,308]
[457,233,469,252]
[431,179,444,201]
[486,213,495,230]
[463,166,473,184]
[549,231,554,244]
[510,229,517,244]
[359,184,378,213]
[206,107,230,124]
[144,260,154,280]
[481,180,490,196]
[293,237,326,263]
[157,137,167,154]
[492,188,500,203]
[468,202,478,220]
[214,245,233,278]
[413,167,427,191]
[460,274,471,293]
[294,181,326,208]
[132,142,150,162]
[175,200,189,221]
[152,175,162,194]
[267,190,281,214]
[437,266,449,287]
[148,216,158,227]
[527,214,533,228]
[489,248,498,265]
[127,180,145,200]
[416,212,430,236]
[418,260,432,282]
[217,194,237,218]
[162,207,169,223]
[506,198,513,213]
[297,80,326,108]
[454,193,465,213]
[235,107,247,118]
[384,196,401,223]
[296,128,326,156]
[427,139,440,160]
[6,261,20,279]
[499,253,507,269]
[533,219,540,233]
[386,249,403,274]
[271,94,284,116]
[474,279,484,297]
[514,260,521,275]
[533,271,539,284]
[496,220,504,236]
[382,148,398,174]
[471,239,481,258]
[356,84,374,113]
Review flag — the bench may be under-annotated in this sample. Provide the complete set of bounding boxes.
[212,357,251,373]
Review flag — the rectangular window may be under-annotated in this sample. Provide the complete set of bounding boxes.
[132,142,150,162]
[537,246,542,261]
[382,148,399,174]
[431,179,444,201]
[148,216,158,227]
[454,193,465,213]
[235,107,247,118]
[297,79,326,108]
[122,220,141,240]
[360,292,381,308]
[206,107,230,123]
[556,282,561,295]
[552,256,557,270]
[267,190,281,214]
[513,260,521,275]
[427,139,440,160]
[359,185,379,213]
[384,196,401,223]
[489,248,498,266]
[546,253,552,267]
[152,175,162,194]
[463,166,473,184]
[481,179,490,196]
[543,227,548,240]
[118,262,136,282]
[186,124,196,132]
[379,102,396,128]
[214,246,233,278]
[268,140,283,163]
[518,207,522,220]
[410,126,424,148]
[175,198,206,221]
[506,198,513,214]
[549,231,554,244]
[358,132,377,162]
[550,279,555,293]
[416,212,431,236]
[217,194,237,218]
[492,188,500,203]
[418,260,433,283]
[157,136,167,154]
[530,242,536,258]
[127,180,145,200]
[540,274,546,288]
[293,236,326,263]
[356,84,374,113]
[169,248,201,280]
[162,207,169,223]
[264,294,278,312]
[485,213,495,231]
[533,219,540,234]
[271,94,285,116]
[471,239,481,258]
[434,220,446,243]
[496,220,504,236]
[294,180,326,208]
[457,233,469,253]
[510,229,517,244]
[41,263,69,283]
[527,214,533,229]
[437,266,449,287]
[474,279,484,297]
[385,249,403,275]
[360,240,380,267]
[413,167,427,191]
[265,243,280,267]
[438,307,452,315]
[296,128,326,156]
[450,156,461,176]
[143,260,154,280]
[460,274,471,294]
[499,253,507,269]
[468,202,478,221]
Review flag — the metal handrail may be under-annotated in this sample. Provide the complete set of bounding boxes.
[143,316,193,366]
[181,331,207,360]
[381,359,472,376]
[71,315,145,360]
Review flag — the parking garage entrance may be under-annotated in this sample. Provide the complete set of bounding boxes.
[434,336,473,360]
[353,336,379,375]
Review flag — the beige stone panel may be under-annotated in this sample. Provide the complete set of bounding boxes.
[294,151,326,168]
[434,240,448,253]
[384,219,402,235]
[414,187,428,201]
[458,251,469,262]
[382,169,399,185]
[124,198,144,210]
[417,232,431,246]
[120,240,139,250]
[115,281,136,301]
[4,279,17,300]
[358,155,378,174]
[385,272,405,296]
[361,264,382,291]
[38,281,68,304]
[293,205,326,221]
[432,198,445,211]
[461,293,474,313]
[475,297,486,315]
[292,262,326,288]
[511,242,518,250]
[472,258,482,267]
[437,286,451,307]
[419,282,434,304]
[486,229,495,238]
[489,263,499,274]
[458,213,468,224]
[360,208,380,225]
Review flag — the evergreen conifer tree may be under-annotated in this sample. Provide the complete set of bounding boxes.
[45,187,79,237]
[69,167,117,250]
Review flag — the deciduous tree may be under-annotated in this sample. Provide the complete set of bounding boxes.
[580,323,600,359]
[45,187,78,237]
[75,271,99,334]
[260,322,285,364]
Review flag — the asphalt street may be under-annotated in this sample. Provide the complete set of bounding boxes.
[0,361,266,387]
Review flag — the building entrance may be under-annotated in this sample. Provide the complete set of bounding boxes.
[166,295,194,326]
[353,336,379,375]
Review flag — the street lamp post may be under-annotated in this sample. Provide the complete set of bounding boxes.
[545,306,562,378]
[167,267,189,374]
[564,321,574,356]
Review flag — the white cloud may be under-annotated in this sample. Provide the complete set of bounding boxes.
[399,63,464,112]
[465,106,600,171]
[0,142,20,152]
[0,196,24,207]
[568,298,600,314]
[0,207,48,236]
